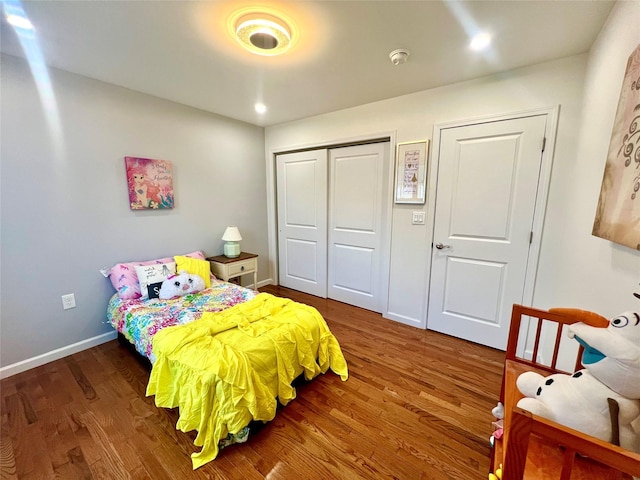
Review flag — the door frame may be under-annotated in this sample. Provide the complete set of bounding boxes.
[265,131,396,314]
[425,106,559,348]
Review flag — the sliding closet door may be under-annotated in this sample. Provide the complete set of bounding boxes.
[276,150,328,297]
[328,143,389,312]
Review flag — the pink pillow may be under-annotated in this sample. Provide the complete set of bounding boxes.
[109,250,205,299]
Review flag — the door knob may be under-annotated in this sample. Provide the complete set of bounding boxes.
[435,242,451,250]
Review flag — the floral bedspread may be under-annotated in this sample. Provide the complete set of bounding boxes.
[107,280,257,361]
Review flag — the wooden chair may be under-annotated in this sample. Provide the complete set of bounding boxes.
[493,304,640,480]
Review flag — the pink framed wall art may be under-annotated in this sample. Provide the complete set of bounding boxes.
[125,156,175,210]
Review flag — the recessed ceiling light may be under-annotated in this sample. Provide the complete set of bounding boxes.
[255,103,267,114]
[470,32,491,51]
[6,13,34,30]
[235,12,292,56]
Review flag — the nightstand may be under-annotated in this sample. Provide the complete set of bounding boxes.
[206,252,258,289]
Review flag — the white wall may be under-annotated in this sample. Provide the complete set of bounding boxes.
[535,1,640,370]
[0,54,269,373]
[549,0,639,316]
[266,23,639,329]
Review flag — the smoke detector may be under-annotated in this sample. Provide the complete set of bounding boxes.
[389,49,410,66]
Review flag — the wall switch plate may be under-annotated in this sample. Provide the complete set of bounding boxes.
[62,293,76,310]
[412,211,425,225]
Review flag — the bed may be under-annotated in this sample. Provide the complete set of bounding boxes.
[492,305,640,479]
[106,255,348,469]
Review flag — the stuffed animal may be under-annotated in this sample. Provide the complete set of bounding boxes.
[568,311,640,399]
[492,401,504,420]
[158,271,205,299]
[516,309,640,453]
[488,464,502,480]
[517,369,639,452]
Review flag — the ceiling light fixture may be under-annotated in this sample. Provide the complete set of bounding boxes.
[255,103,267,114]
[470,32,491,51]
[235,12,292,56]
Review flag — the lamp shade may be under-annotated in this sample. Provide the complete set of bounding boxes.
[222,226,242,242]
[222,226,242,258]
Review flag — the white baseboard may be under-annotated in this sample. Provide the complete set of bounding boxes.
[255,278,274,289]
[384,311,425,329]
[0,331,118,380]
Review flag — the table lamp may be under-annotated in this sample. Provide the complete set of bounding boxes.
[222,226,242,258]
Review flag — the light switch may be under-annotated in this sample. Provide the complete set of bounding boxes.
[412,211,425,225]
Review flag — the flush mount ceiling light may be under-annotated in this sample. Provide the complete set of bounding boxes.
[235,12,292,56]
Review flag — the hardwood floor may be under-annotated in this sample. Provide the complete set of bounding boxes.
[1,285,505,479]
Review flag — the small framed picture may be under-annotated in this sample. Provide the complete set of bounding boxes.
[394,140,429,204]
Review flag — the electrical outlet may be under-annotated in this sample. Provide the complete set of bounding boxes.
[61,293,76,310]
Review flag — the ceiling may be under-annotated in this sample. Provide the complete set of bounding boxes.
[1,1,614,127]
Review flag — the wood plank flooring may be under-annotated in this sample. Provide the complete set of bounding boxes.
[1,285,505,479]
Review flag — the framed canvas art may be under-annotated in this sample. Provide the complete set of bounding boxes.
[592,44,640,250]
[125,157,175,210]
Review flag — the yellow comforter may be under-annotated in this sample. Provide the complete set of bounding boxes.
[146,293,348,469]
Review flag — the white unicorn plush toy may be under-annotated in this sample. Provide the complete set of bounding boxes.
[158,271,205,300]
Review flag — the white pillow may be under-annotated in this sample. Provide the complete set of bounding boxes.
[134,262,176,300]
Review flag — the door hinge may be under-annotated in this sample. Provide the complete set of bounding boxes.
[529,231,534,244]
[542,137,546,152]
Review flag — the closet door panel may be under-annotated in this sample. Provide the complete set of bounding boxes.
[276,150,328,297]
[328,143,388,312]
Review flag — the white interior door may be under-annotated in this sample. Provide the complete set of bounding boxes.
[428,115,547,350]
[328,143,389,312]
[277,150,328,297]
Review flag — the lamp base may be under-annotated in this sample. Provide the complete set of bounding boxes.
[224,242,241,258]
